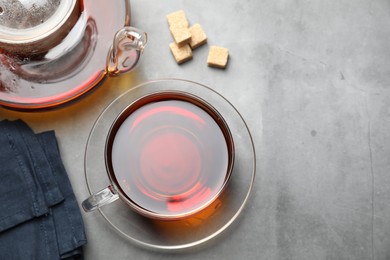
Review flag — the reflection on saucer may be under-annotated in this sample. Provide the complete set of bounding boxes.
[151,198,223,236]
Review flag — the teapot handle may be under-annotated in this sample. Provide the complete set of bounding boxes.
[107,27,147,76]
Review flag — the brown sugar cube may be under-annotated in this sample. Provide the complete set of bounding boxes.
[169,42,193,64]
[189,24,207,49]
[169,25,192,46]
[166,10,189,28]
[207,46,229,68]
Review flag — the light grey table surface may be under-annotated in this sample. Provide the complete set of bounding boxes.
[1,0,390,259]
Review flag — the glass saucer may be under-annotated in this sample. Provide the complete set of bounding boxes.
[0,0,139,110]
[84,79,256,251]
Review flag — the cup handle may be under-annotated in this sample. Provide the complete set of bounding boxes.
[82,185,119,212]
[107,26,148,76]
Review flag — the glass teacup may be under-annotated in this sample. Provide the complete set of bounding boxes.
[82,91,235,220]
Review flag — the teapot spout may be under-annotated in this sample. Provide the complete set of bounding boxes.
[107,27,147,76]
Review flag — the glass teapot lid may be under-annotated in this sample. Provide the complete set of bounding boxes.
[0,0,80,55]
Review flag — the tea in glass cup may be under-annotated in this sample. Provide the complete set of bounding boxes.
[82,91,234,220]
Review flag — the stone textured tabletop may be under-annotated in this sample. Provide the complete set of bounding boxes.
[1,0,390,259]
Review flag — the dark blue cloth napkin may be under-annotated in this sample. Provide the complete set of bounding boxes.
[0,120,87,259]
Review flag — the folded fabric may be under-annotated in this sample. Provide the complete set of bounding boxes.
[0,120,87,260]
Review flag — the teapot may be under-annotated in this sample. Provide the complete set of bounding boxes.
[0,0,147,110]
